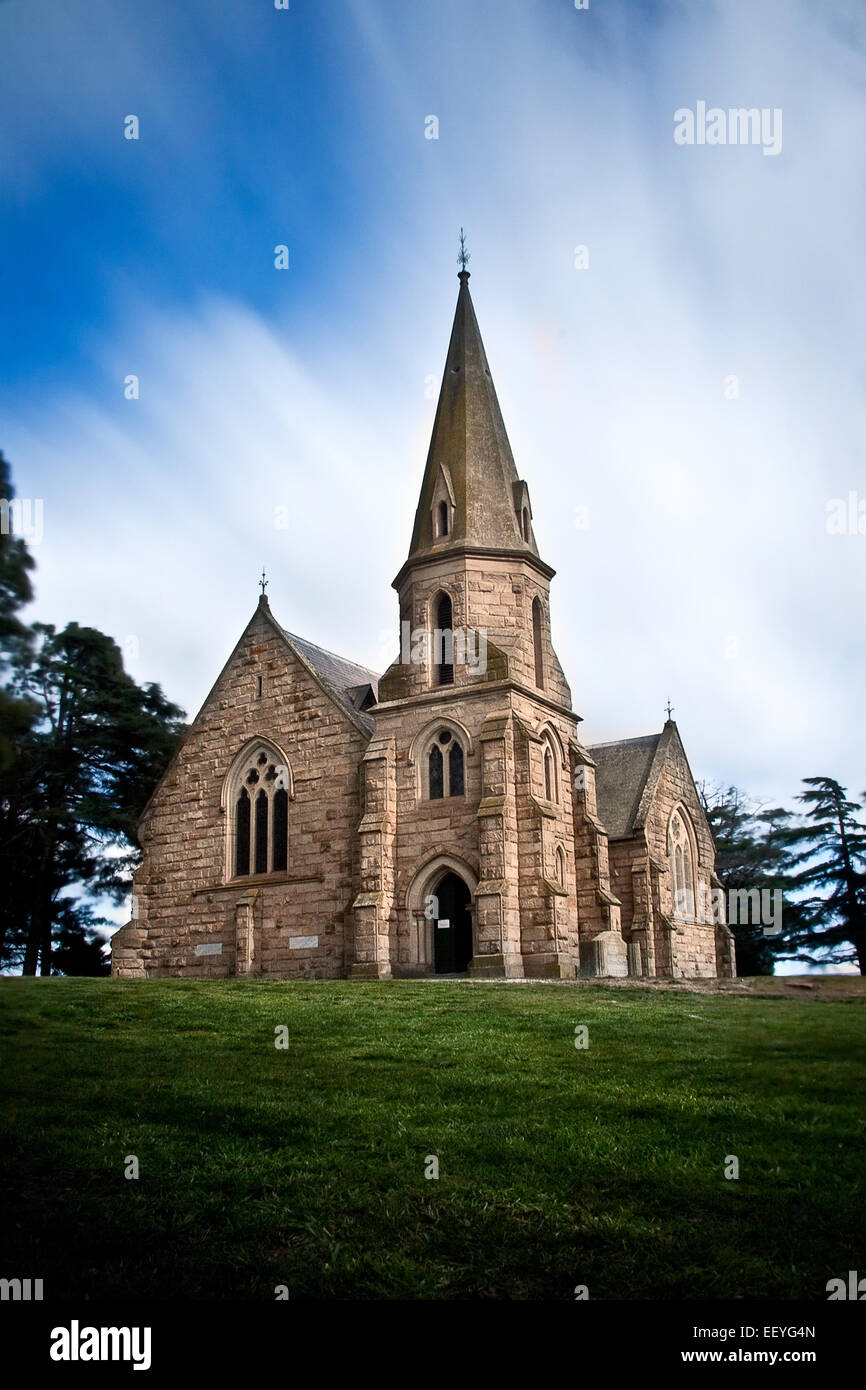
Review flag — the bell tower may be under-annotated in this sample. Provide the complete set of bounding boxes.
[378,265,572,707]
[351,257,625,982]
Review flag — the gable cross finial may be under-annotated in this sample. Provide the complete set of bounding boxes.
[259,568,269,597]
[457,227,470,274]
[665,698,674,721]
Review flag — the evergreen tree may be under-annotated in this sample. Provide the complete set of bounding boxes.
[0,622,185,974]
[0,450,37,771]
[776,778,866,973]
[51,901,111,977]
[699,783,798,975]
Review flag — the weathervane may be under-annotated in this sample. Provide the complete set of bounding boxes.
[458,227,470,273]
[665,699,674,720]
[259,568,269,597]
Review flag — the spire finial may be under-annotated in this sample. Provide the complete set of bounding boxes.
[457,227,470,277]
[259,568,269,598]
[665,698,674,721]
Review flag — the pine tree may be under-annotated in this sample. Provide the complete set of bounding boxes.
[0,450,37,771]
[1,622,185,974]
[777,778,866,973]
[700,783,796,975]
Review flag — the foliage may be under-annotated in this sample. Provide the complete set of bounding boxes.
[775,777,866,974]
[0,622,185,974]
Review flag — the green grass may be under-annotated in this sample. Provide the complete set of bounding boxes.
[0,977,864,1300]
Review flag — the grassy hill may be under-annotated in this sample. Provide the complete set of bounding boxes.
[1,977,863,1300]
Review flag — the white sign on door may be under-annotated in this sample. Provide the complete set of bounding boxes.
[437,919,451,929]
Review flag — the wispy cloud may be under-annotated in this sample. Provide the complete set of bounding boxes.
[2,0,865,812]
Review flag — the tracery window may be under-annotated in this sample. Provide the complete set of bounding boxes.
[427,728,465,800]
[669,809,696,920]
[230,745,291,878]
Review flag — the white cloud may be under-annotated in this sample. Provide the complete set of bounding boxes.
[5,0,866,813]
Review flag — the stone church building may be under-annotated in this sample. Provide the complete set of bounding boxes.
[112,270,735,982]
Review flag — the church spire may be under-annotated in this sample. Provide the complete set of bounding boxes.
[402,262,544,572]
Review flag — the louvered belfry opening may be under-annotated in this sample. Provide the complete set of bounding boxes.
[532,597,544,689]
[435,592,454,685]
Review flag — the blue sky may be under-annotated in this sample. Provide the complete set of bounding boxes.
[2,0,865,862]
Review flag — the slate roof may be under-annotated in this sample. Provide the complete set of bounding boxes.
[282,630,380,735]
[587,733,663,839]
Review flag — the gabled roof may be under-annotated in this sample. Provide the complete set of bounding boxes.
[588,720,701,841]
[282,629,379,735]
[137,601,381,827]
[587,731,663,839]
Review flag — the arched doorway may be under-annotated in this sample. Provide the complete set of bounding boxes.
[433,872,473,974]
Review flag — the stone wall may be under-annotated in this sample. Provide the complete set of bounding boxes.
[112,604,367,980]
[642,735,736,979]
[378,553,571,708]
[111,599,734,984]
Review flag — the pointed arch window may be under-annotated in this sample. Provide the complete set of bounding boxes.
[669,810,696,920]
[426,728,465,799]
[235,788,251,876]
[227,744,292,879]
[254,790,268,874]
[273,789,288,873]
[555,844,566,887]
[437,500,449,537]
[540,732,560,804]
[522,507,530,542]
[434,591,454,686]
[429,744,444,799]
[449,740,465,796]
[532,597,544,689]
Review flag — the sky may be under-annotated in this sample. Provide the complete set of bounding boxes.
[2,0,865,852]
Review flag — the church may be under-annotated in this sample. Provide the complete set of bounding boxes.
[111,268,736,983]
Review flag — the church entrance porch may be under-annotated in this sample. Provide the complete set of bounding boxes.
[402,854,479,976]
[432,872,473,974]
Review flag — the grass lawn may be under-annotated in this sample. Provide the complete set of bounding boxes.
[0,977,864,1301]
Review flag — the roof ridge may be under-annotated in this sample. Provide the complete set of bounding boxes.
[587,732,661,750]
[632,722,677,832]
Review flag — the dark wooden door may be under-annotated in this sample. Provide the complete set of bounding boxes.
[433,873,472,974]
